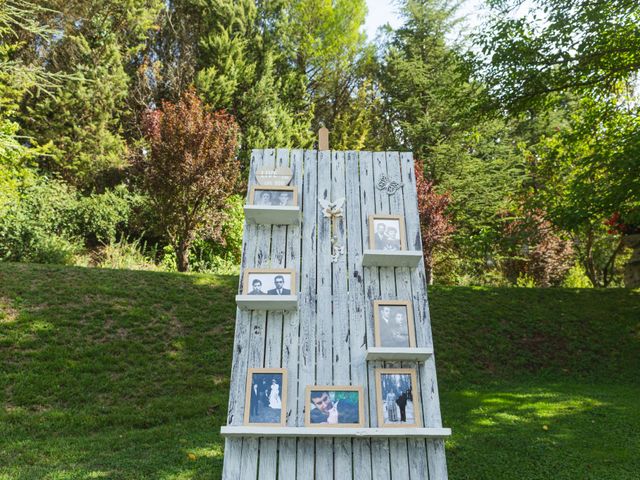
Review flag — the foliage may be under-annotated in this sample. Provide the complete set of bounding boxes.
[415,161,454,284]
[0,177,137,264]
[562,263,593,289]
[138,88,240,271]
[477,0,640,108]
[501,210,574,287]
[195,0,313,160]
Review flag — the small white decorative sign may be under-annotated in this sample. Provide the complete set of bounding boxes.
[256,167,293,186]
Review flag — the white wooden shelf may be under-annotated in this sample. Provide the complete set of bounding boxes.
[365,347,433,362]
[362,250,423,267]
[244,205,300,225]
[221,426,451,439]
[235,295,298,311]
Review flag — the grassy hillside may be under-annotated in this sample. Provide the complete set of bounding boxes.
[1,262,638,479]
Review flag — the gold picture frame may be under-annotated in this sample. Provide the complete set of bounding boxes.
[242,268,296,296]
[243,368,288,426]
[373,300,416,348]
[304,385,365,427]
[375,368,421,428]
[368,214,407,251]
[249,185,298,207]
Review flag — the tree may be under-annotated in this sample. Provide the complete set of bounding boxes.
[415,162,454,284]
[477,0,640,108]
[16,0,163,189]
[195,0,313,160]
[139,89,240,272]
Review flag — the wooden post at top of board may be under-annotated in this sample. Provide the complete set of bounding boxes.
[318,126,329,151]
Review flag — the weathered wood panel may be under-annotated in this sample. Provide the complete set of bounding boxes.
[222,150,448,479]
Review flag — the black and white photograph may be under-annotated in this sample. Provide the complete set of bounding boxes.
[304,386,364,427]
[375,369,421,427]
[374,300,416,348]
[249,186,298,207]
[242,269,296,296]
[243,368,287,426]
[369,214,407,251]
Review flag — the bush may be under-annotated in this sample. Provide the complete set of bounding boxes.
[0,178,82,263]
[76,185,139,245]
[0,177,137,265]
[562,263,593,288]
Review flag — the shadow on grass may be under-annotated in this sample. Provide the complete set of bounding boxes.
[442,382,640,480]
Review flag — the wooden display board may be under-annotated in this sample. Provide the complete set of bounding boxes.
[221,149,449,479]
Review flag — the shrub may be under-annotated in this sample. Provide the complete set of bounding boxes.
[75,185,139,245]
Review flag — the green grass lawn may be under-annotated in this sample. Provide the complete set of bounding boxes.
[1,263,638,479]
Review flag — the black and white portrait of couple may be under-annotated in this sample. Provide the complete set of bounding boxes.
[243,269,296,296]
[250,186,298,207]
[376,369,421,427]
[305,386,364,427]
[369,215,406,251]
[374,301,416,348]
[244,368,287,425]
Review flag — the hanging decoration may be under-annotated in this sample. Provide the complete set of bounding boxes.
[319,197,346,263]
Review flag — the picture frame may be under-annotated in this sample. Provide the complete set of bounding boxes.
[368,214,407,251]
[373,300,416,348]
[243,368,288,426]
[304,386,365,427]
[242,269,296,296]
[249,185,298,207]
[375,368,421,428]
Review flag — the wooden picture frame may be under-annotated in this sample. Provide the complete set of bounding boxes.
[375,368,421,428]
[249,185,298,207]
[304,386,365,427]
[373,300,416,348]
[242,268,296,296]
[368,214,407,251]
[243,368,288,426]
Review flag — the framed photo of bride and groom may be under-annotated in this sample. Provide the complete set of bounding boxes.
[244,368,288,426]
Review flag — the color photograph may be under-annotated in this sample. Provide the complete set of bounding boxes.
[244,368,287,426]
[304,386,364,427]
[375,369,421,427]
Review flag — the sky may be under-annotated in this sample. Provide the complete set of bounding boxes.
[363,0,488,41]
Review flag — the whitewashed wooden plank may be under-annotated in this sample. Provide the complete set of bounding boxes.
[296,149,318,478]
[346,150,373,480]
[315,149,333,479]
[258,149,289,480]
[331,151,354,478]
[361,152,391,480]
[221,426,451,438]
[239,149,275,480]
[244,205,300,225]
[400,151,448,480]
[365,347,433,361]
[278,149,303,479]
[374,152,409,478]
[387,150,428,480]
[222,149,263,480]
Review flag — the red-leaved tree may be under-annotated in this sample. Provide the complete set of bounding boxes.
[139,89,240,271]
[415,163,454,284]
